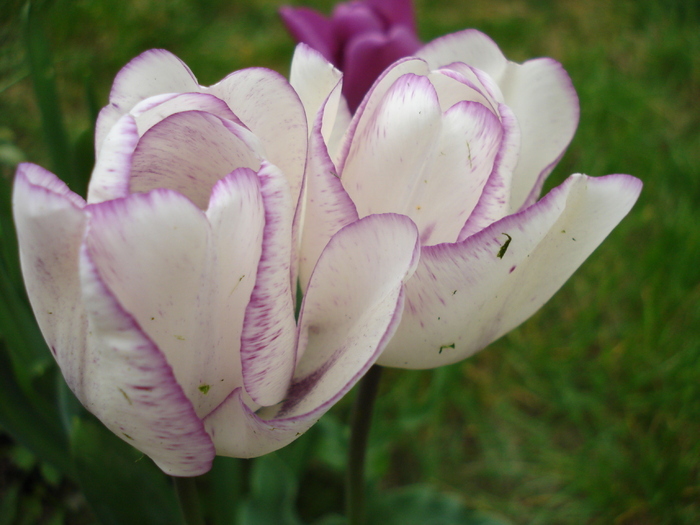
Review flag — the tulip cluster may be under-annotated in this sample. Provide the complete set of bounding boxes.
[13,26,641,476]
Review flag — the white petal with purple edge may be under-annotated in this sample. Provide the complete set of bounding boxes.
[79,243,215,476]
[298,95,359,291]
[13,164,87,390]
[409,100,503,246]
[88,114,139,204]
[85,189,226,417]
[209,68,308,207]
[341,74,442,219]
[378,174,642,369]
[203,213,419,458]
[240,162,297,407]
[129,111,260,209]
[498,58,580,211]
[95,49,201,152]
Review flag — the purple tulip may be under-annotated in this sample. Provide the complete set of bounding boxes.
[13,49,420,476]
[280,0,422,112]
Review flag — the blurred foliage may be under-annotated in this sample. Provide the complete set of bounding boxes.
[1,0,699,524]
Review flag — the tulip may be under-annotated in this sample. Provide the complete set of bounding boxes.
[290,32,642,370]
[13,49,420,476]
[280,0,421,112]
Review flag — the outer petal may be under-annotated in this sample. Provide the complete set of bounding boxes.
[13,164,87,389]
[95,49,201,152]
[208,68,308,208]
[128,111,260,209]
[499,58,579,211]
[79,243,214,476]
[84,187,252,419]
[378,174,642,369]
[203,214,420,457]
[290,43,343,137]
[298,89,359,291]
[240,163,297,407]
[416,29,508,82]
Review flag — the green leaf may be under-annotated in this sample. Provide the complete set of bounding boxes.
[22,1,75,188]
[200,456,248,525]
[70,416,184,525]
[367,485,512,525]
[239,454,303,525]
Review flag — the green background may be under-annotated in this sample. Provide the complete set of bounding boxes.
[1,0,698,523]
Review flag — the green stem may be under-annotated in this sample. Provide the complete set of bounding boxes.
[346,365,383,525]
[174,476,205,525]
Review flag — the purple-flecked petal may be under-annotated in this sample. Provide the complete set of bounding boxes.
[12,164,87,390]
[458,102,520,240]
[95,49,201,152]
[88,114,139,204]
[203,213,419,457]
[208,68,308,209]
[341,74,442,223]
[378,173,642,369]
[336,57,430,172]
[342,25,423,111]
[130,92,242,138]
[499,58,580,211]
[279,6,338,64]
[409,100,503,246]
[298,89,359,291]
[240,162,297,407]
[128,110,260,209]
[79,241,215,476]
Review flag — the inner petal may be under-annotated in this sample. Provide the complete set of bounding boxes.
[341,73,442,219]
[129,110,260,209]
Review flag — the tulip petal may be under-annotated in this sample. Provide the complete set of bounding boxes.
[366,0,417,30]
[204,213,419,457]
[129,111,260,209]
[12,164,87,389]
[342,74,442,222]
[79,242,215,476]
[130,92,241,138]
[88,114,139,203]
[458,103,520,239]
[416,29,508,81]
[410,100,503,246]
[290,43,343,137]
[499,58,579,211]
[240,163,297,407]
[208,68,308,208]
[378,173,642,369]
[95,49,201,152]
[343,26,423,112]
[279,6,337,64]
[299,93,359,291]
[336,57,429,172]
[84,186,256,419]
